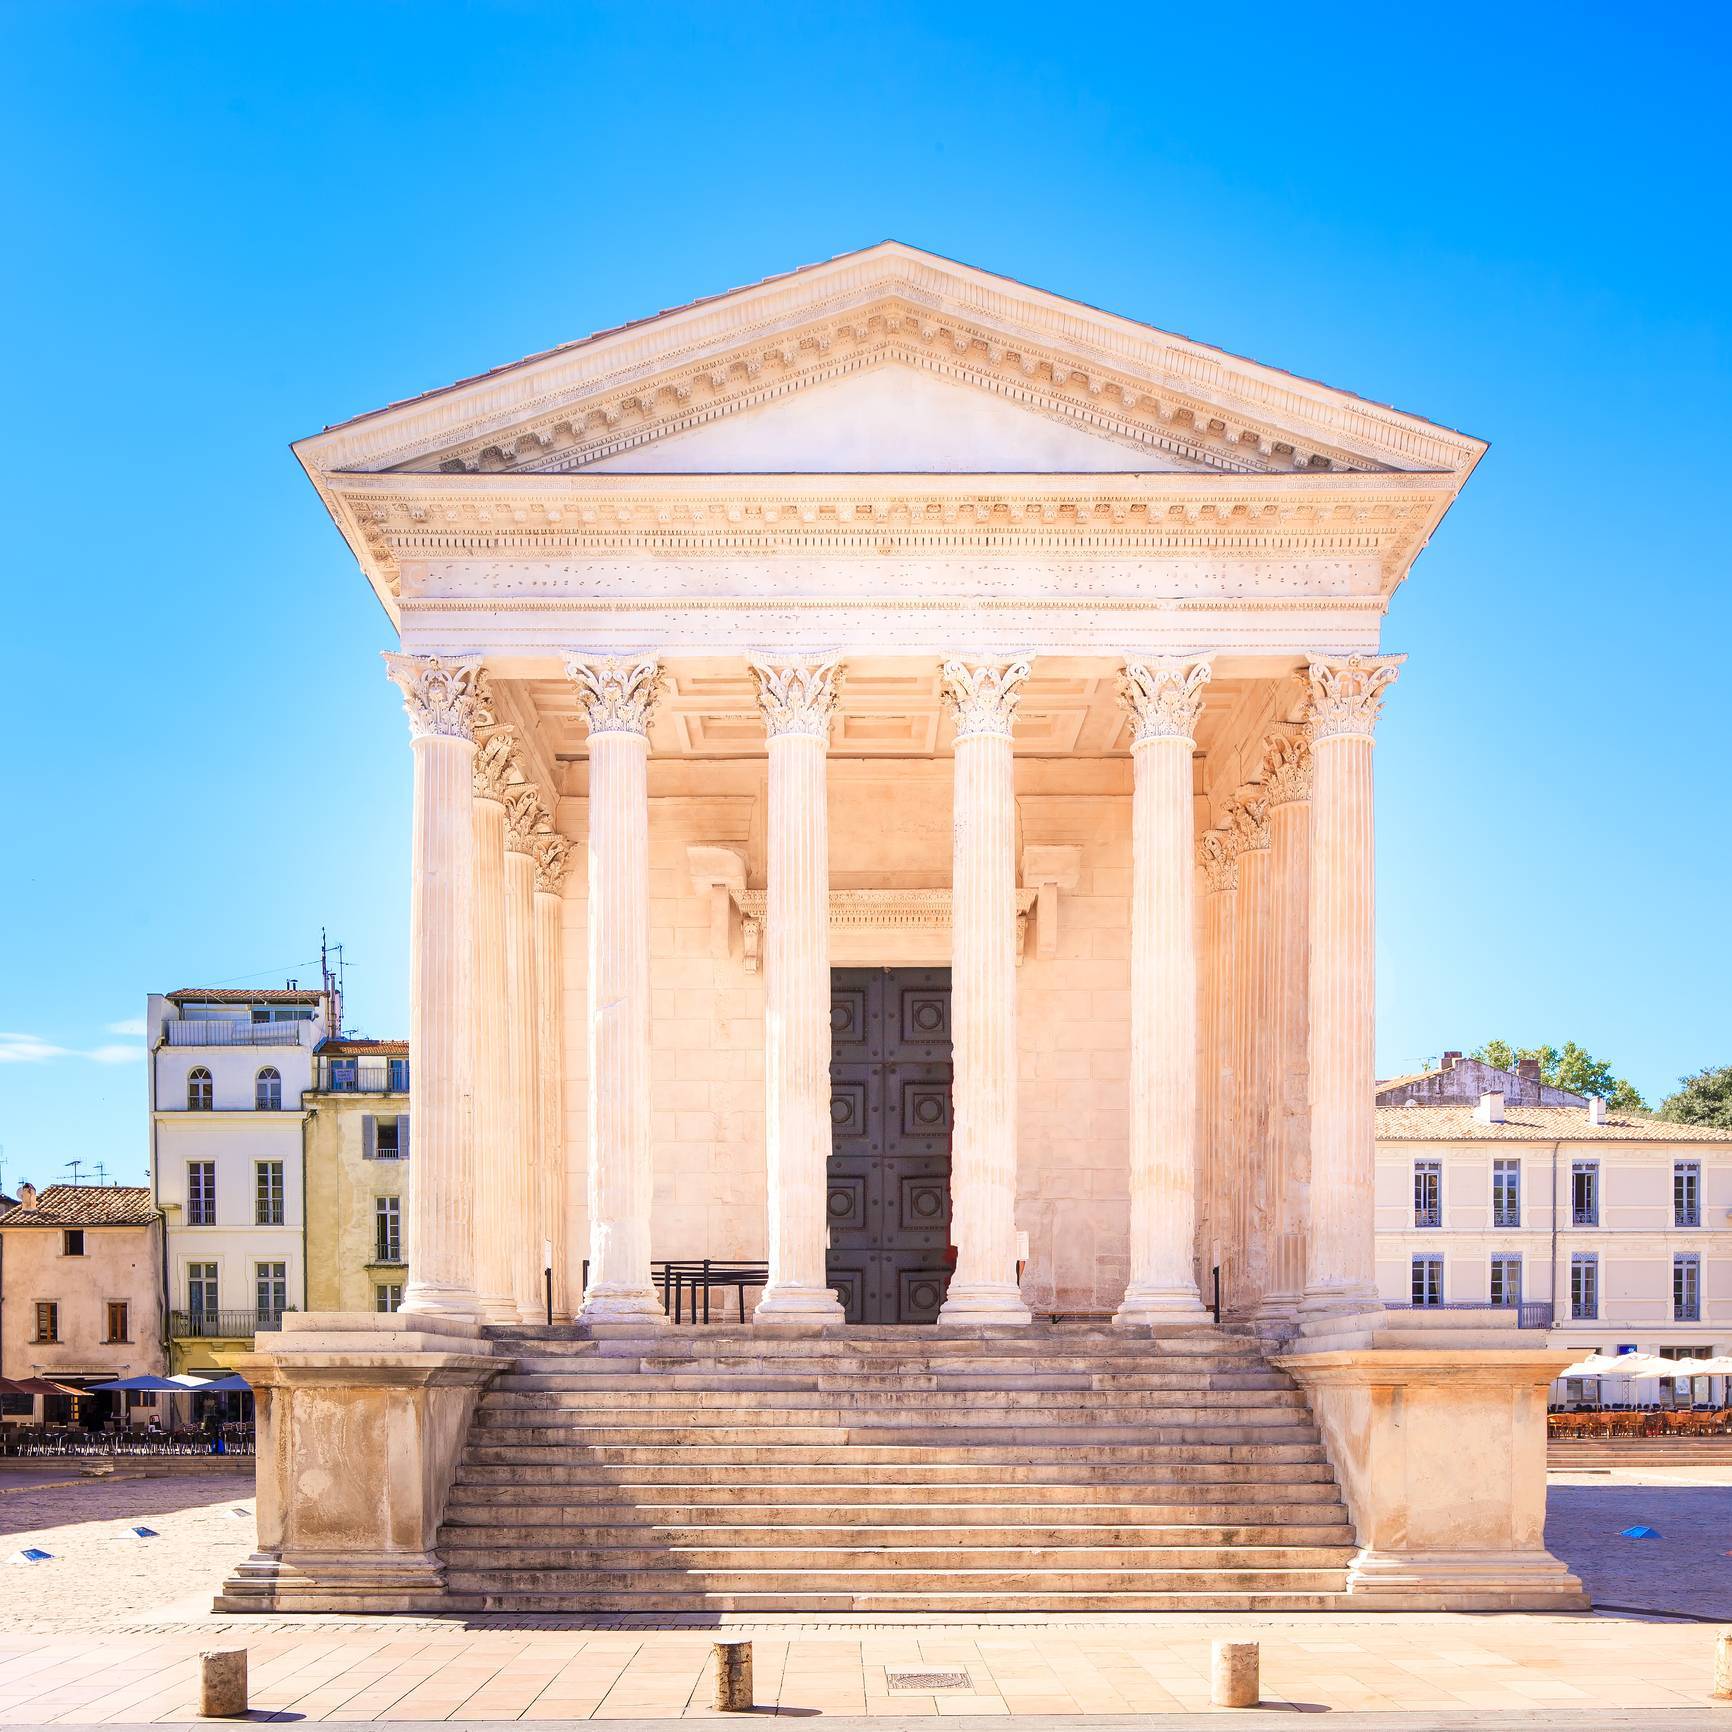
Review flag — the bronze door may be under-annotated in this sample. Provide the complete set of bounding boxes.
[826,967,953,1324]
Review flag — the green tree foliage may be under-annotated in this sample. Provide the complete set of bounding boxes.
[1468,1040,1646,1111]
[1658,1065,1732,1129]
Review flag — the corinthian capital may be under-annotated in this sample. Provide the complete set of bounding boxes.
[1307,654,1403,742]
[750,656,842,740]
[564,654,663,739]
[940,658,1032,741]
[1197,829,1239,892]
[532,831,572,894]
[1119,657,1213,745]
[472,729,518,802]
[383,653,489,742]
[1225,789,1271,853]
[504,784,548,854]
[1261,727,1313,805]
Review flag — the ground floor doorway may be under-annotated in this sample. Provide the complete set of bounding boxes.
[826,967,954,1323]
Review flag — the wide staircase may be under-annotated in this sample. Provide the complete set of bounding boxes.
[437,1323,1358,1612]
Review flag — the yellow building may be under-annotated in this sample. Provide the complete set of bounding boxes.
[303,1040,412,1312]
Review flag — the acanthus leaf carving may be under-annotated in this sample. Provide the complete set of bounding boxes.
[940,658,1032,741]
[1225,789,1271,854]
[532,831,573,894]
[504,784,549,854]
[1118,656,1213,744]
[1262,727,1313,805]
[1197,829,1239,892]
[471,729,518,802]
[1307,654,1402,742]
[382,652,488,742]
[750,656,842,740]
[564,654,663,739]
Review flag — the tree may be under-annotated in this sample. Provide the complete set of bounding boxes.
[1658,1065,1732,1129]
[1468,1040,1646,1111]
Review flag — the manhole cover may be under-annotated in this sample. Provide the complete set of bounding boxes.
[886,1669,972,1692]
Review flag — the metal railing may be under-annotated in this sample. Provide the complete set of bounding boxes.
[1385,1300,1554,1329]
[165,1020,310,1048]
[170,1307,290,1338]
[315,1056,410,1093]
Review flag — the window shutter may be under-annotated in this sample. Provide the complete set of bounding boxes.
[362,1115,376,1160]
[398,1115,410,1160]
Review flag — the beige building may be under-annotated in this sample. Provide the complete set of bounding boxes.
[304,1040,413,1313]
[0,1185,165,1424]
[228,244,1590,1616]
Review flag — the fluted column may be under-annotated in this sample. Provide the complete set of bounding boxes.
[1303,655,1401,1319]
[937,659,1032,1328]
[1197,831,1239,1308]
[1263,728,1313,1325]
[382,653,483,1321]
[751,658,847,1324]
[566,655,667,1325]
[1114,658,1213,1328]
[504,786,545,1322]
[1227,788,1274,1320]
[533,833,573,1323]
[469,733,519,1324]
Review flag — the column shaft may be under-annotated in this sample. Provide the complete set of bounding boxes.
[383,654,483,1321]
[533,835,572,1322]
[1115,658,1211,1327]
[470,765,517,1323]
[1197,834,1239,1313]
[568,657,666,1324]
[1303,656,1399,1317]
[1228,797,1274,1319]
[504,830,541,1320]
[752,660,845,1323]
[938,660,1031,1327]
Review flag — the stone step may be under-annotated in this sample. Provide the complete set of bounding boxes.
[475,1402,1311,1429]
[462,1435,1328,1462]
[484,1384,1308,1410]
[433,1531,1350,1558]
[441,1565,1352,1596]
[453,1458,1337,1486]
[437,1588,1349,1613]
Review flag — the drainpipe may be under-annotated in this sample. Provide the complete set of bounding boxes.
[300,1100,312,1314]
[1549,1139,1562,1341]
[148,1027,171,1372]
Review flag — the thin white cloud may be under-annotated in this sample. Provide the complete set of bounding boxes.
[0,1032,71,1063]
[84,1043,145,1065]
[107,1016,147,1037]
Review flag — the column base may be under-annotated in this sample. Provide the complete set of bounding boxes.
[398,1284,481,1322]
[753,1283,846,1325]
[475,1292,522,1326]
[1344,1546,1586,1611]
[578,1285,668,1325]
[938,1282,1032,1327]
[1113,1283,1211,1329]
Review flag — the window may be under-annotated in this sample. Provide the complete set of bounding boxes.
[1490,1254,1523,1308]
[187,1262,218,1316]
[255,1067,282,1111]
[1570,1252,1599,1320]
[255,1261,287,1320]
[1674,1254,1701,1322]
[33,1301,59,1343]
[105,1300,129,1343]
[1413,1160,1442,1228]
[255,1161,285,1226]
[62,1229,85,1257]
[1410,1254,1444,1308]
[375,1196,403,1264]
[187,1066,213,1111]
[365,1114,408,1159]
[1675,1161,1701,1229]
[1492,1159,1521,1229]
[388,1057,410,1092]
[375,1282,404,1313]
[186,1161,216,1225]
[1571,1160,1599,1227]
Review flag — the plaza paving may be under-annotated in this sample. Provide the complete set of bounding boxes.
[1,1465,1730,1723]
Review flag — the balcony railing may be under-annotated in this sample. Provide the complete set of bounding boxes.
[165,1020,310,1048]
[170,1308,291,1338]
[1386,1300,1554,1330]
[316,1056,410,1093]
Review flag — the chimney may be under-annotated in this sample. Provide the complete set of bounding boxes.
[1475,1091,1505,1125]
[1516,1058,1542,1083]
[1586,1096,1607,1126]
[17,1182,37,1210]
[1442,1051,1463,1071]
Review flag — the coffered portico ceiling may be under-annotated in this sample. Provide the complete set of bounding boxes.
[296,241,1484,675]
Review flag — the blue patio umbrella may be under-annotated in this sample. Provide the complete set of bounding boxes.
[85,1374,192,1393]
[188,1373,251,1393]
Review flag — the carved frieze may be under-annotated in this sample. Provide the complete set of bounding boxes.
[732,887,1040,973]
[940,659,1031,741]
[750,657,842,740]
[1118,657,1213,744]
[382,652,487,741]
[1307,654,1402,741]
[564,655,664,738]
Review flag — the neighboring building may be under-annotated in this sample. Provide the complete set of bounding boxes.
[1378,1050,1588,1110]
[149,986,329,1371]
[0,1183,165,1424]
[1375,1068,1732,1395]
[304,1040,413,1313]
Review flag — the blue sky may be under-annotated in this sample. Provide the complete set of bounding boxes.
[2,3,1728,1188]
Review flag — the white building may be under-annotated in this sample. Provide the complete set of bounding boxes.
[1373,1058,1732,1403]
[148,986,330,1370]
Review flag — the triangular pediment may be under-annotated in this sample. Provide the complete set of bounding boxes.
[299,245,1485,485]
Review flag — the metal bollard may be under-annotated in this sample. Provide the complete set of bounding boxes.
[1210,1639,1259,1709]
[713,1639,754,1711]
[1715,1631,1732,1700]
[198,1648,248,1718]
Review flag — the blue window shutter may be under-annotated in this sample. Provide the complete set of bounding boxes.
[398,1115,410,1160]
[362,1115,376,1160]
